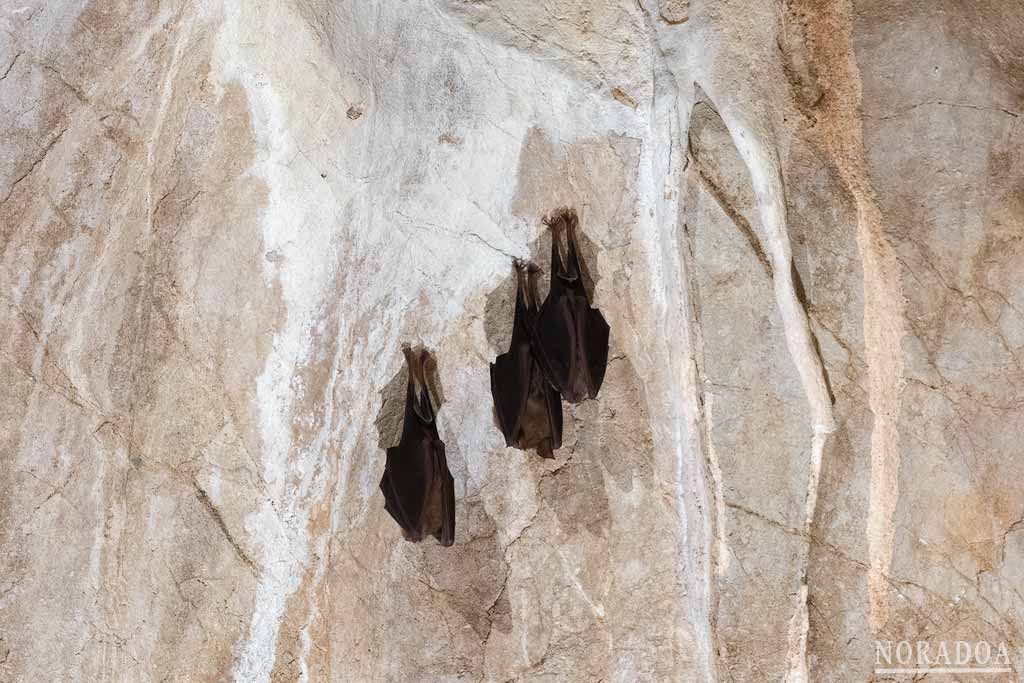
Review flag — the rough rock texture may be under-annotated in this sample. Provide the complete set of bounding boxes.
[1,0,1022,681]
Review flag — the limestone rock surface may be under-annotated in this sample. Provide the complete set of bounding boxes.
[1,0,1023,681]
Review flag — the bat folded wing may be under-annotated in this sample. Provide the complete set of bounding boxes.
[533,296,576,396]
[379,453,424,541]
[516,361,562,457]
[584,306,610,399]
[535,292,611,403]
[490,343,532,446]
[437,442,456,547]
[380,432,455,544]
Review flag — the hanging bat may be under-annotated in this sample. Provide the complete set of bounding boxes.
[490,260,563,458]
[532,208,610,403]
[379,346,455,546]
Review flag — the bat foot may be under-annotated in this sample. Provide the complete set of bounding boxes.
[542,208,580,282]
[542,206,577,230]
[401,342,418,363]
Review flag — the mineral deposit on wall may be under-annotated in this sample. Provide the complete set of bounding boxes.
[1,0,1022,681]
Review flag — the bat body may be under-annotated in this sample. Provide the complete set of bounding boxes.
[379,347,455,546]
[533,209,610,403]
[490,261,563,458]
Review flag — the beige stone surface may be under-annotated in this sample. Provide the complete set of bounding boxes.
[1,0,1022,681]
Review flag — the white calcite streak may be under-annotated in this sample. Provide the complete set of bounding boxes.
[212,4,331,679]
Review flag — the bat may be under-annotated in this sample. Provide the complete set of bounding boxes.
[532,208,610,403]
[379,346,455,546]
[490,259,563,458]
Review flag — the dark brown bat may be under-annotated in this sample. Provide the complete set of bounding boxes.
[490,260,563,458]
[379,346,455,546]
[532,208,610,403]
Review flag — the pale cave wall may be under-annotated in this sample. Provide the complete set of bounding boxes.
[1,1,1022,681]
